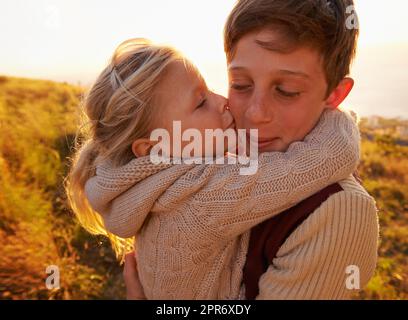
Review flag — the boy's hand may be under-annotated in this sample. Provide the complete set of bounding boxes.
[123,251,146,300]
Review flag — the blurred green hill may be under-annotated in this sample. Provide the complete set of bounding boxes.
[0,75,406,299]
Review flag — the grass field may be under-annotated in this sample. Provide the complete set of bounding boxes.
[0,76,406,299]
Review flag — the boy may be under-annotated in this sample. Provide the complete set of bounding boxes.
[124,0,379,299]
[224,0,378,299]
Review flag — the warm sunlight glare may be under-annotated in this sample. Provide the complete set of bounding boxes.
[1,0,407,117]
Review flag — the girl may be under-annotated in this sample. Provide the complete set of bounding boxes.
[66,38,360,299]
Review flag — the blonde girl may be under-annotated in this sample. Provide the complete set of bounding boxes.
[66,38,360,299]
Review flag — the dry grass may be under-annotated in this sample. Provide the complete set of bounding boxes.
[0,76,125,299]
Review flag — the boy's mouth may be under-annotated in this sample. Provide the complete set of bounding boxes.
[246,133,280,149]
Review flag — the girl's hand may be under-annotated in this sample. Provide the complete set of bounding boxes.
[123,251,146,300]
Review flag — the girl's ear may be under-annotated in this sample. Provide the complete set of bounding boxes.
[325,77,354,109]
[132,139,153,157]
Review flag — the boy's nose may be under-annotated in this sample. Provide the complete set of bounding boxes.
[246,93,273,124]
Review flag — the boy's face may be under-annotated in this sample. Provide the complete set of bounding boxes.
[228,29,333,152]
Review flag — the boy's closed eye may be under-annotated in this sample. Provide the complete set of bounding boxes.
[230,83,301,98]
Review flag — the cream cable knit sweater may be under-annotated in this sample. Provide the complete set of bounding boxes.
[85,109,361,299]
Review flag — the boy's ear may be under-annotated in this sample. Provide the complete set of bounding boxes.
[132,139,153,158]
[325,77,354,109]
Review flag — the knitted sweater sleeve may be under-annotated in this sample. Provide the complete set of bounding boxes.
[255,191,379,299]
[101,109,359,239]
[181,109,361,241]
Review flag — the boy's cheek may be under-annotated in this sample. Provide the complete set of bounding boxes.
[228,95,247,122]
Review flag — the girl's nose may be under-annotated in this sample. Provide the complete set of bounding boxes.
[209,92,229,114]
[216,94,229,114]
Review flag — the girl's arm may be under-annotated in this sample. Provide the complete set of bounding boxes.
[101,109,359,241]
[171,109,360,241]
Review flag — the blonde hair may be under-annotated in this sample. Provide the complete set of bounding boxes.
[65,38,183,261]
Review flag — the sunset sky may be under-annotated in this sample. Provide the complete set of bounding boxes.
[1,0,407,118]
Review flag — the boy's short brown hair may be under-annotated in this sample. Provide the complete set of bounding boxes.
[224,0,359,96]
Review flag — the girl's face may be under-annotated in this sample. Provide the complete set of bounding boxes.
[151,60,235,158]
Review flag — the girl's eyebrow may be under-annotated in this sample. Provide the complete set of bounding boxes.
[187,83,204,109]
[192,80,205,95]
